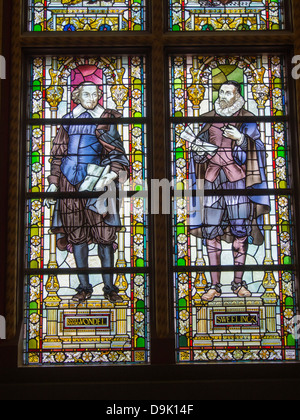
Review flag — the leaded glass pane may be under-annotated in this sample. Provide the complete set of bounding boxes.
[27,0,147,32]
[169,54,299,362]
[23,55,150,365]
[168,1,285,32]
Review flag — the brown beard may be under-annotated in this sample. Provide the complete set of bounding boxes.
[219,98,235,109]
[215,94,245,117]
[219,99,228,109]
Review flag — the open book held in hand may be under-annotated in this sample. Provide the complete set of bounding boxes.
[181,125,218,156]
[79,164,118,192]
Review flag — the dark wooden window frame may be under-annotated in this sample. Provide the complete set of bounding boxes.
[1,0,300,400]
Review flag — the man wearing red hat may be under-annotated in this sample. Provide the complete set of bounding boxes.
[45,81,129,303]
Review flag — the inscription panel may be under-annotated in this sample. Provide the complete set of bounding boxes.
[213,312,260,328]
[63,314,111,330]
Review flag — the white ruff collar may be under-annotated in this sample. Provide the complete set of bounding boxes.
[214,95,245,117]
[72,104,105,119]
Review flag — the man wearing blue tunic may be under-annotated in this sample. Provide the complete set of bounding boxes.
[189,81,270,302]
[45,82,129,303]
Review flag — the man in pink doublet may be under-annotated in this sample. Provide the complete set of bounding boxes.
[189,81,270,302]
[204,122,246,184]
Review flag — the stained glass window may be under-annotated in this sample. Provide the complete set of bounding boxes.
[23,55,150,365]
[169,53,299,362]
[168,1,285,31]
[27,0,147,32]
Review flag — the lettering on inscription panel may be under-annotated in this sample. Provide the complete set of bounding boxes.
[213,312,260,328]
[63,314,111,330]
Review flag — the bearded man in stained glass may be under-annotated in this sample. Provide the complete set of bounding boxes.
[45,82,129,303]
[189,81,270,302]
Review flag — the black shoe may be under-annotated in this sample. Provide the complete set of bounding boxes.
[72,290,92,302]
[104,291,123,303]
